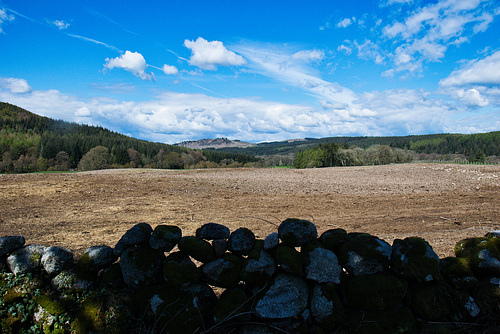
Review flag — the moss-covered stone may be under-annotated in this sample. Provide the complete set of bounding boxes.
[71,297,107,334]
[35,295,69,315]
[344,272,407,312]
[51,269,95,293]
[455,237,500,275]
[2,277,43,303]
[392,237,440,283]
[163,251,201,287]
[276,245,304,276]
[278,218,318,247]
[440,256,477,289]
[406,282,455,321]
[178,236,216,263]
[76,245,115,273]
[149,224,182,252]
[120,245,165,290]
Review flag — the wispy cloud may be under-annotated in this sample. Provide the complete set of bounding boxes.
[49,19,70,30]
[85,7,139,36]
[234,43,356,106]
[0,7,15,33]
[336,17,355,28]
[66,33,123,53]
[381,0,499,75]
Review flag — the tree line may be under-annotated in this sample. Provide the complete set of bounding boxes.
[0,102,258,173]
[294,142,417,168]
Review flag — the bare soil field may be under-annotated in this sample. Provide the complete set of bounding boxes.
[1,163,499,258]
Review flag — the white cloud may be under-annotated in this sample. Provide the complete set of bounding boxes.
[51,19,70,30]
[104,51,155,81]
[440,50,500,86]
[75,106,92,117]
[455,88,489,107]
[336,17,355,28]
[292,50,325,62]
[162,64,179,75]
[184,37,246,70]
[0,7,15,33]
[1,77,498,144]
[0,78,32,93]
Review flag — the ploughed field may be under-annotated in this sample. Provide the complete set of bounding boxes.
[1,163,499,258]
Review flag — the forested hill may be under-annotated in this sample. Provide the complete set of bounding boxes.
[214,132,500,159]
[0,102,257,172]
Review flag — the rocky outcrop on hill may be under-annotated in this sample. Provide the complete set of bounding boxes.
[2,222,500,333]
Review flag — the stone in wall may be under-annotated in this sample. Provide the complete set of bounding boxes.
[76,245,116,272]
[336,233,392,276]
[113,222,153,256]
[392,236,440,282]
[7,244,46,275]
[196,222,230,240]
[41,246,74,276]
[228,227,255,255]
[255,274,309,319]
[149,225,181,252]
[120,244,165,290]
[0,235,25,257]
[278,218,317,247]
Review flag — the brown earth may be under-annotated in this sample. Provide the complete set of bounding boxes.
[1,163,499,258]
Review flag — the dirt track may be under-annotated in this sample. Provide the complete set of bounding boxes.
[1,163,499,258]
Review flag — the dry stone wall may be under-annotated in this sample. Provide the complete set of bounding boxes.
[1,219,500,333]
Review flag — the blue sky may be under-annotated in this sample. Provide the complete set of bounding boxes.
[0,0,499,144]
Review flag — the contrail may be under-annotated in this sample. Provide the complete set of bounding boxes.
[66,33,123,53]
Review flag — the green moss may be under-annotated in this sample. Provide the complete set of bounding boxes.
[455,237,500,275]
[35,295,68,315]
[75,252,94,272]
[72,297,106,334]
[178,236,216,263]
[440,257,477,289]
[392,237,440,282]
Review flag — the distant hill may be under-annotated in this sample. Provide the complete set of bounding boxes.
[213,132,500,159]
[0,102,258,172]
[175,138,255,149]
